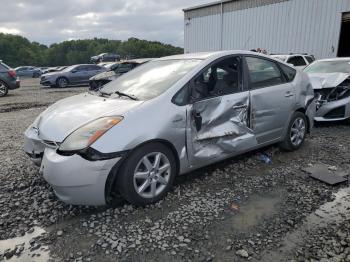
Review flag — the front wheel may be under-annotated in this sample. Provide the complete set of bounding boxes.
[0,81,9,97]
[116,143,176,206]
[56,77,68,88]
[279,112,307,151]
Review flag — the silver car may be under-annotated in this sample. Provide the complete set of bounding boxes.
[24,51,315,206]
[40,64,106,88]
[304,58,350,122]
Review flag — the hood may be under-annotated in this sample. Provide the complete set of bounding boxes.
[35,93,143,142]
[90,70,116,80]
[308,73,350,89]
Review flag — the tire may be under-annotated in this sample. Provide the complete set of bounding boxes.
[0,81,9,97]
[56,77,69,88]
[279,112,307,151]
[32,72,40,78]
[116,143,176,206]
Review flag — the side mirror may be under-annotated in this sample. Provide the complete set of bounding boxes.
[71,69,77,73]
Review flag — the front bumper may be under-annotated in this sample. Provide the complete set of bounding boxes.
[41,148,121,205]
[314,96,350,122]
[24,128,122,205]
[40,77,55,86]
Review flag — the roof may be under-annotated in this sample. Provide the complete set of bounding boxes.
[183,0,231,11]
[125,58,154,64]
[156,50,275,61]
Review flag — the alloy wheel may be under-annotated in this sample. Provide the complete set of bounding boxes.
[133,152,171,199]
[0,82,7,97]
[290,117,306,146]
[58,78,68,88]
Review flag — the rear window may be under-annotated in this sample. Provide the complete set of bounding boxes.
[305,56,314,63]
[246,56,284,89]
[287,56,307,66]
[279,63,297,82]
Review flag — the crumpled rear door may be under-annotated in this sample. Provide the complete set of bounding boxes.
[186,92,258,167]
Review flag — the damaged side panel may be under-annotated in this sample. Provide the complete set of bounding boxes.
[186,92,258,167]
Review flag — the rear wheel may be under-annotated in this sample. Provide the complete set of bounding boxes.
[56,77,68,88]
[0,81,9,97]
[280,112,307,151]
[116,143,176,206]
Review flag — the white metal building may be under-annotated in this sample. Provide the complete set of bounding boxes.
[183,0,350,59]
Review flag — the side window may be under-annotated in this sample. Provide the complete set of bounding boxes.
[305,56,314,64]
[279,63,297,82]
[87,65,100,71]
[287,56,307,66]
[246,56,284,89]
[191,56,242,101]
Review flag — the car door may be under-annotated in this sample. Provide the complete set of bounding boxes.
[70,66,88,84]
[186,56,257,168]
[245,56,295,144]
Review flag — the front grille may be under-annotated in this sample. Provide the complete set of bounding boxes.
[324,106,346,119]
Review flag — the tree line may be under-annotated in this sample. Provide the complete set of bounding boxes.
[0,33,184,68]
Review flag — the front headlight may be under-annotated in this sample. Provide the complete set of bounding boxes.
[58,116,123,152]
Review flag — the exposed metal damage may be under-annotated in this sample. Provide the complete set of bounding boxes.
[311,73,350,109]
[189,95,257,161]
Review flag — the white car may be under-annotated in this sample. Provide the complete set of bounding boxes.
[271,54,315,70]
[304,58,350,122]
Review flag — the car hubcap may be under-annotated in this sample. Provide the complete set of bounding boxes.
[0,83,6,95]
[133,152,171,199]
[59,79,67,87]
[290,117,306,146]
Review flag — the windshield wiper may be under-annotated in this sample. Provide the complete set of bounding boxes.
[114,91,139,100]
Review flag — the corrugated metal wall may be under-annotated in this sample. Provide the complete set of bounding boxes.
[184,0,350,59]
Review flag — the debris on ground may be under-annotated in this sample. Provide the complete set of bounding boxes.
[257,153,272,165]
[302,163,348,185]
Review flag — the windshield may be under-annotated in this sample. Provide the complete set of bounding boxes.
[304,60,350,74]
[105,63,119,70]
[101,59,201,100]
[62,65,76,72]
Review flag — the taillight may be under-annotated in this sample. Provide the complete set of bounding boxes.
[8,70,17,78]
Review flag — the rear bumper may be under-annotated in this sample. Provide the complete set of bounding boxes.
[7,79,20,90]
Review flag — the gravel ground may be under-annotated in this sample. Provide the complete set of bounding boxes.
[0,78,349,262]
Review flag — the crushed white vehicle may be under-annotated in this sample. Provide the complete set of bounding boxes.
[24,51,315,206]
[304,58,350,122]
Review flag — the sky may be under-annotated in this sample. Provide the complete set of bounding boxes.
[0,0,210,47]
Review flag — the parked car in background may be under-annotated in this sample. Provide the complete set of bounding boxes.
[271,54,315,70]
[304,58,350,122]
[40,64,106,88]
[0,60,20,97]
[91,53,120,63]
[15,66,42,78]
[24,51,315,206]
[41,66,67,75]
[89,59,152,90]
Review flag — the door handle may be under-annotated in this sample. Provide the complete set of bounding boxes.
[232,105,247,110]
[285,91,294,98]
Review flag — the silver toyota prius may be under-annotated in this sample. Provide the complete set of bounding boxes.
[24,51,315,206]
